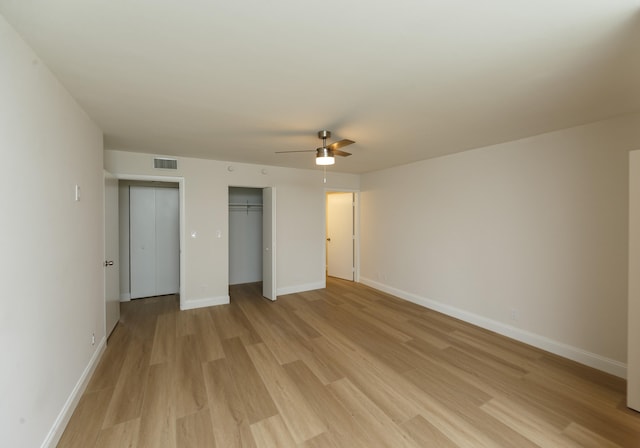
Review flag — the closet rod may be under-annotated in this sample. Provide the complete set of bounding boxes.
[229,200,263,215]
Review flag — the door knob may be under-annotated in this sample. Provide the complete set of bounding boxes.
[326,238,331,242]
[104,260,114,266]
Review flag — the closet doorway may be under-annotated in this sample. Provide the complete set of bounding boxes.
[229,187,263,285]
[229,187,276,300]
[326,191,357,281]
[120,180,180,300]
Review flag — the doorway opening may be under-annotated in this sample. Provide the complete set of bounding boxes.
[228,186,277,301]
[229,187,263,286]
[116,177,184,308]
[326,191,358,282]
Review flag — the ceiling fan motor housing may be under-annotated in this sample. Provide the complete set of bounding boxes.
[317,147,334,157]
[318,130,331,139]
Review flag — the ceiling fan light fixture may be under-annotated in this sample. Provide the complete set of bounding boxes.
[316,155,335,166]
[276,130,353,167]
[316,147,335,165]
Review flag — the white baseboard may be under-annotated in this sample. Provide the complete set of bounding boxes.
[119,292,131,302]
[277,281,326,296]
[180,295,229,310]
[360,277,627,379]
[41,338,107,448]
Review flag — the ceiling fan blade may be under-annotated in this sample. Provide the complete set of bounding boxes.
[326,139,355,151]
[332,149,352,157]
[275,150,316,154]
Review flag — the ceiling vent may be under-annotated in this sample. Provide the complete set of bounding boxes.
[154,157,177,170]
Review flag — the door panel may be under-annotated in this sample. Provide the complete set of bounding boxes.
[262,187,276,300]
[130,186,180,299]
[130,186,157,299]
[327,192,354,281]
[155,188,180,295]
[104,171,120,336]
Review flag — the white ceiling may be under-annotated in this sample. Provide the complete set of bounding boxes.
[1,1,639,173]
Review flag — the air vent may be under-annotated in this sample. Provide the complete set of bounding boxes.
[154,157,177,170]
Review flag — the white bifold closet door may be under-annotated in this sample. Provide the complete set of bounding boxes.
[130,186,179,299]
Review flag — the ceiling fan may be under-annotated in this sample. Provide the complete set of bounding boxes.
[276,130,355,165]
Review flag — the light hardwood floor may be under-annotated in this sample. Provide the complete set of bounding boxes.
[58,278,640,447]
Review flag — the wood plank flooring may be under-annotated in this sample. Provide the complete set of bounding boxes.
[58,279,640,447]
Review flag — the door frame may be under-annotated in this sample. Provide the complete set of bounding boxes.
[628,149,640,411]
[324,188,360,283]
[227,184,277,300]
[114,174,186,309]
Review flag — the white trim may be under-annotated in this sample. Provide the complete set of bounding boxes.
[180,295,229,310]
[360,277,627,379]
[41,338,107,448]
[119,292,131,302]
[628,149,640,410]
[277,281,326,296]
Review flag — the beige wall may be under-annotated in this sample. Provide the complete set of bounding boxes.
[104,150,360,308]
[629,149,640,408]
[361,113,640,377]
[0,16,104,447]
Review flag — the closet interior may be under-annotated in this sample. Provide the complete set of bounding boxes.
[229,187,263,285]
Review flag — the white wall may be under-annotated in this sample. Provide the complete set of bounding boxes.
[628,149,640,409]
[104,151,360,306]
[361,113,640,377]
[0,16,104,448]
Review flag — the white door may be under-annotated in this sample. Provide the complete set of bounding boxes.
[155,188,180,295]
[130,186,180,299]
[262,187,276,301]
[130,186,156,298]
[327,192,354,281]
[104,171,120,336]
